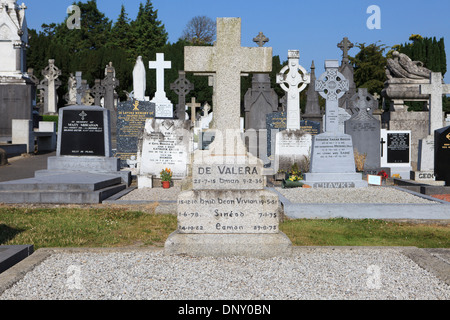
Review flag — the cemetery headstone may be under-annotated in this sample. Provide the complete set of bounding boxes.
[137,118,191,188]
[187,97,201,125]
[171,71,194,120]
[274,50,311,173]
[380,129,412,179]
[413,72,450,180]
[337,37,357,113]
[91,79,105,107]
[35,105,131,185]
[434,125,450,186]
[101,62,119,141]
[115,99,155,168]
[303,60,323,126]
[303,60,367,188]
[41,59,61,115]
[344,88,381,172]
[166,17,292,258]
[150,53,174,119]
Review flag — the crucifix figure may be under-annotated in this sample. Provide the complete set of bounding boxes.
[276,50,310,130]
[150,53,172,102]
[185,18,272,140]
[253,32,269,47]
[337,37,354,64]
[171,71,194,120]
[187,97,201,125]
[316,60,349,133]
[420,72,450,135]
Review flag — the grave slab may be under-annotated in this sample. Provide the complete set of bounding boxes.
[0,245,34,274]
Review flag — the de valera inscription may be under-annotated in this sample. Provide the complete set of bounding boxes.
[177,190,279,234]
[193,165,264,190]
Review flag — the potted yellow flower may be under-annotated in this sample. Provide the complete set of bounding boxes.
[282,163,304,189]
[160,168,172,189]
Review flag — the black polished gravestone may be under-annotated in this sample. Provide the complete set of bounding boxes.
[435,126,450,186]
[60,109,106,156]
[115,100,155,167]
[387,132,410,164]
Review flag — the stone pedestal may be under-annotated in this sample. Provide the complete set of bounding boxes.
[165,140,292,258]
[303,133,367,188]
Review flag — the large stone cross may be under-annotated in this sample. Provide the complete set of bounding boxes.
[150,53,172,102]
[276,50,310,130]
[91,79,105,106]
[184,18,272,132]
[171,71,194,120]
[187,97,201,124]
[316,60,349,133]
[337,37,354,64]
[41,59,61,114]
[420,72,450,135]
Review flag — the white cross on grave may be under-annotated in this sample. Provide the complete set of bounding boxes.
[277,50,310,130]
[316,60,349,133]
[420,72,450,135]
[149,53,172,103]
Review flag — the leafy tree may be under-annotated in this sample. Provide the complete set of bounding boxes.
[129,0,168,57]
[349,42,387,96]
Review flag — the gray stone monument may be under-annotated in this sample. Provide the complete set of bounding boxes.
[344,88,381,173]
[0,1,34,141]
[411,72,450,181]
[303,60,367,188]
[101,62,119,141]
[337,37,357,113]
[274,50,312,173]
[91,79,105,107]
[303,60,323,126]
[40,59,61,115]
[170,71,194,120]
[165,17,292,258]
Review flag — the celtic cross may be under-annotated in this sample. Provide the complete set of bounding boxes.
[316,60,349,133]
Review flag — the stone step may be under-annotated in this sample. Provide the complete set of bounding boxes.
[0,183,127,204]
[0,174,122,192]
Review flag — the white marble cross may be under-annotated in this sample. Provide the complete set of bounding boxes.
[277,50,310,130]
[149,53,172,102]
[184,18,272,132]
[420,72,450,135]
[316,60,349,133]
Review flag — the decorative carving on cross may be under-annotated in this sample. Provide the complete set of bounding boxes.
[276,50,310,130]
[91,79,106,106]
[316,60,349,133]
[337,37,354,64]
[253,32,269,47]
[171,71,194,120]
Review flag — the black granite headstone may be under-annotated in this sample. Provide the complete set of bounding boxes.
[60,109,105,156]
[115,100,155,167]
[435,126,450,186]
[387,132,410,164]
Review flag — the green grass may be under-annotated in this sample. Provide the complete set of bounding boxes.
[0,206,449,249]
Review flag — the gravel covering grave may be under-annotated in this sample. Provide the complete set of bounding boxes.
[120,186,181,202]
[1,248,449,300]
[276,186,436,204]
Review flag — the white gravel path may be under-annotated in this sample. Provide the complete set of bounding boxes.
[275,186,436,204]
[1,248,449,300]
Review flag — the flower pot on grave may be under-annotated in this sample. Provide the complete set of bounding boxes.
[162,181,171,189]
[282,179,304,189]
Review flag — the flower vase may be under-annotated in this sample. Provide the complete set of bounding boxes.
[162,181,170,189]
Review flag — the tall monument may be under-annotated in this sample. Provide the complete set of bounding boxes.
[0,0,34,141]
